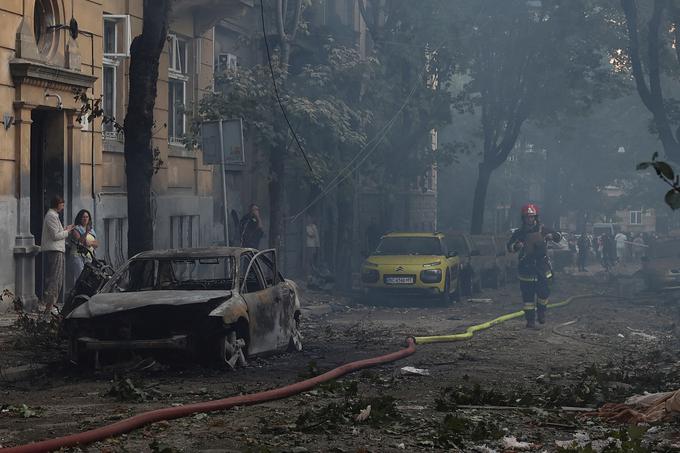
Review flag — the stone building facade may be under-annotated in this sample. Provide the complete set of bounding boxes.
[0,0,247,309]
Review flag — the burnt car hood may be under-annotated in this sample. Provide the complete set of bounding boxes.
[67,290,233,319]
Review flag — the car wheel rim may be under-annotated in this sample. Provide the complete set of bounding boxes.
[221,331,247,370]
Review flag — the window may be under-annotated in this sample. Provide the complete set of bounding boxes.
[240,252,265,293]
[630,211,642,225]
[102,15,130,139]
[103,217,128,269]
[106,257,235,292]
[168,34,189,144]
[375,237,443,256]
[103,15,131,58]
[34,0,56,57]
[102,65,116,134]
[256,253,278,287]
[170,215,199,249]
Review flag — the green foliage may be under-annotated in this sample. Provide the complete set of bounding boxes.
[436,413,504,448]
[105,376,151,403]
[295,394,399,432]
[637,152,680,210]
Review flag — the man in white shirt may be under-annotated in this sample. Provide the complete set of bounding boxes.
[41,196,74,315]
[305,219,320,275]
[614,231,627,263]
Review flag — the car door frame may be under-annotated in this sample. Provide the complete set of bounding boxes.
[240,249,293,355]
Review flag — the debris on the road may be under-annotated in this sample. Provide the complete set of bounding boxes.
[1,404,40,418]
[105,376,152,402]
[400,366,430,376]
[501,435,534,450]
[355,405,371,422]
[626,327,658,341]
[594,388,680,423]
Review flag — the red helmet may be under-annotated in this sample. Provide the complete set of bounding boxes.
[521,203,539,217]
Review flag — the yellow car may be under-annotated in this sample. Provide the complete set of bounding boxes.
[360,232,461,302]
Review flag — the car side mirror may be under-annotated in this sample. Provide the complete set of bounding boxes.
[448,251,458,258]
[470,250,481,256]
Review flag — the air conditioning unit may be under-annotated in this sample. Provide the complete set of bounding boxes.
[218,53,238,71]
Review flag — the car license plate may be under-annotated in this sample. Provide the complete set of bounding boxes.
[385,276,415,284]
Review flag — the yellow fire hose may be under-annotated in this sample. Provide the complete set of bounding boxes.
[414,293,602,344]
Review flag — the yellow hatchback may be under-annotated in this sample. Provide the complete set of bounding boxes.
[360,232,461,303]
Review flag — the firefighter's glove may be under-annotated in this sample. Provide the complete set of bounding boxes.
[512,242,524,252]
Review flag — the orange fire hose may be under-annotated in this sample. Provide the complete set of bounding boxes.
[1,338,416,453]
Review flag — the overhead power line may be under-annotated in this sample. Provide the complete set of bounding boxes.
[259,0,315,175]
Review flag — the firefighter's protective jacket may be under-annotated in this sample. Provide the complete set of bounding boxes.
[506,224,561,282]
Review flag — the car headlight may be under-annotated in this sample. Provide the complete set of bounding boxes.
[361,269,379,283]
[422,261,442,268]
[420,269,442,283]
[363,261,379,268]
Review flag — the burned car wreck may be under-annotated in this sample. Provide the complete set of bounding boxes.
[62,247,302,368]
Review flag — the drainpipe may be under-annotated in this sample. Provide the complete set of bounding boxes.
[90,32,97,226]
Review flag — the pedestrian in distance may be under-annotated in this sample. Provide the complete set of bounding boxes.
[40,196,74,316]
[577,233,590,272]
[615,231,627,263]
[240,203,264,249]
[506,203,561,328]
[304,215,320,276]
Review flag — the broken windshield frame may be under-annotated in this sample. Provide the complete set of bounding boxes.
[102,256,236,293]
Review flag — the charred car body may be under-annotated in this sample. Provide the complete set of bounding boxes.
[62,247,302,368]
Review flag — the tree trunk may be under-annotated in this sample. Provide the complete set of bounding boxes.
[470,163,493,234]
[123,0,171,257]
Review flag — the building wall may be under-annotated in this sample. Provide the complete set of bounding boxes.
[0,0,244,309]
[615,208,656,234]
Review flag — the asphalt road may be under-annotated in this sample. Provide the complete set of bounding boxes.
[1,272,679,452]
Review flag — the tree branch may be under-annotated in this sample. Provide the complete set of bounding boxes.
[621,0,653,110]
[276,0,287,42]
[288,0,303,41]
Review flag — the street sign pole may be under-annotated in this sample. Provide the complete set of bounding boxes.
[218,120,229,246]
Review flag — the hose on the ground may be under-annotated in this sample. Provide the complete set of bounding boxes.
[0,338,416,453]
[2,291,607,452]
[413,294,601,344]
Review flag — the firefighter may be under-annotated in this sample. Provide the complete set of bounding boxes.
[506,204,561,328]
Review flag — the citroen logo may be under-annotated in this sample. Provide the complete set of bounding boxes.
[395,266,405,272]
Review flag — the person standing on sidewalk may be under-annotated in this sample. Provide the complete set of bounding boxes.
[240,203,264,249]
[577,233,591,272]
[41,196,74,316]
[506,204,561,328]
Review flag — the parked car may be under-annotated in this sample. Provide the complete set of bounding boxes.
[470,235,507,288]
[640,237,680,290]
[63,247,302,369]
[360,232,461,303]
[443,232,482,296]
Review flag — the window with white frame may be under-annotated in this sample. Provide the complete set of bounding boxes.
[168,34,189,144]
[102,15,130,139]
[103,15,131,58]
[630,210,642,225]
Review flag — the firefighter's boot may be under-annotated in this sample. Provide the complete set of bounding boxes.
[537,299,548,324]
[524,308,536,328]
